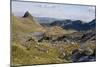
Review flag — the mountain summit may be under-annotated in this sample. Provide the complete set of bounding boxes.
[23,11,33,20]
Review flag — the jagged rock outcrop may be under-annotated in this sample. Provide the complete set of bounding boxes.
[23,11,33,20]
[72,48,96,62]
[80,29,96,43]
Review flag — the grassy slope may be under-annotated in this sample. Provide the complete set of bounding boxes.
[12,16,80,65]
[12,15,44,33]
[45,26,77,37]
[11,15,49,65]
[12,41,80,66]
[11,15,82,66]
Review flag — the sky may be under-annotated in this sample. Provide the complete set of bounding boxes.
[12,1,96,22]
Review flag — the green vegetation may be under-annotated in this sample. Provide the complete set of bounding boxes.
[12,40,80,66]
[11,13,96,66]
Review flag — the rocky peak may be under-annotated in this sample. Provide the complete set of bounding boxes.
[23,11,33,20]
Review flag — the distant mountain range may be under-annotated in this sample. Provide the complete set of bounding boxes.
[36,17,59,23]
[36,16,96,31]
[14,12,96,31]
[50,19,96,31]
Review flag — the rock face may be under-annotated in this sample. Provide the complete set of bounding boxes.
[80,29,96,43]
[23,11,32,17]
[72,48,96,62]
[31,32,45,42]
[23,11,34,20]
[27,28,96,46]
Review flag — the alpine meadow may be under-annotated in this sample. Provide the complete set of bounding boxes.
[11,1,96,66]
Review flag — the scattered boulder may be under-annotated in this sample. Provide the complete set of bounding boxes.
[80,29,96,43]
[71,48,96,62]
[36,47,49,53]
[31,32,45,42]
[83,47,94,56]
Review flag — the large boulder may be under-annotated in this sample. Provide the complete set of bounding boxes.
[31,32,45,42]
[72,48,96,62]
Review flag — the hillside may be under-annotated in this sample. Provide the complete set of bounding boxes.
[11,12,96,66]
[12,13,45,33]
[11,12,48,65]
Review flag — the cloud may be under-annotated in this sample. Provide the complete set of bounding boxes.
[88,6,95,13]
[34,3,57,8]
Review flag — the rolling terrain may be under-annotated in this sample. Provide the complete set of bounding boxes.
[11,11,96,66]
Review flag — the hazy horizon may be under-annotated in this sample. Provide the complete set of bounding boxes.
[12,1,96,22]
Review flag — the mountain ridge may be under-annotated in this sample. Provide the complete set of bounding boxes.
[50,19,96,31]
